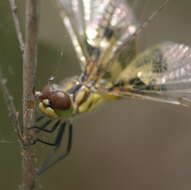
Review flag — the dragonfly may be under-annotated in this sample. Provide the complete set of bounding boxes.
[32,0,191,175]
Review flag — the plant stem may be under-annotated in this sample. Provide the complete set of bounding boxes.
[8,0,25,54]
[22,0,39,189]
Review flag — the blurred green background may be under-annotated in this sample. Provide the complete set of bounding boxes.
[0,0,191,189]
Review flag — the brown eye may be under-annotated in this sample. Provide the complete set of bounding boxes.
[38,85,52,100]
[49,92,71,110]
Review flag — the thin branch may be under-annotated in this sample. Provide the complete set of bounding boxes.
[8,0,25,53]
[22,0,39,189]
[0,68,23,144]
[7,0,39,189]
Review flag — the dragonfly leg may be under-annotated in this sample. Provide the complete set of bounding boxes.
[35,116,46,122]
[32,138,58,146]
[29,118,53,133]
[32,122,66,147]
[30,120,61,133]
[36,122,73,176]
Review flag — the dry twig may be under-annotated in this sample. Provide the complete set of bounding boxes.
[22,0,39,189]
[6,0,40,189]
[8,0,25,53]
[0,69,23,144]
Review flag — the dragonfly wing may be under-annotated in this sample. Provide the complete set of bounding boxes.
[58,0,87,70]
[57,0,138,79]
[83,0,138,82]
[108,42,191,106]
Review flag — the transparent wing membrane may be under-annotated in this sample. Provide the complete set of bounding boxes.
[109,42,191,106]
[58,0,87,69]
[83,0,138,82]
[57,0,138,81]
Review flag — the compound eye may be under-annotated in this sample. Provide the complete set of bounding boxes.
[49,91,71,110]
[38,85,52,100]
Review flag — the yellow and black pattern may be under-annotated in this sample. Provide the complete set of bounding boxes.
[108,42,191,106]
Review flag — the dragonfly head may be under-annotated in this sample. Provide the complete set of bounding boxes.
[36,84,73,119]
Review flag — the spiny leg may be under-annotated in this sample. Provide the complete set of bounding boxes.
[36,122,73,176]
[31,120,61,133]
[35,116,45,122]
[30,115,56,133]
[32,122,66,146]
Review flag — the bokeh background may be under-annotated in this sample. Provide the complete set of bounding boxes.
[1,0,191,189]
